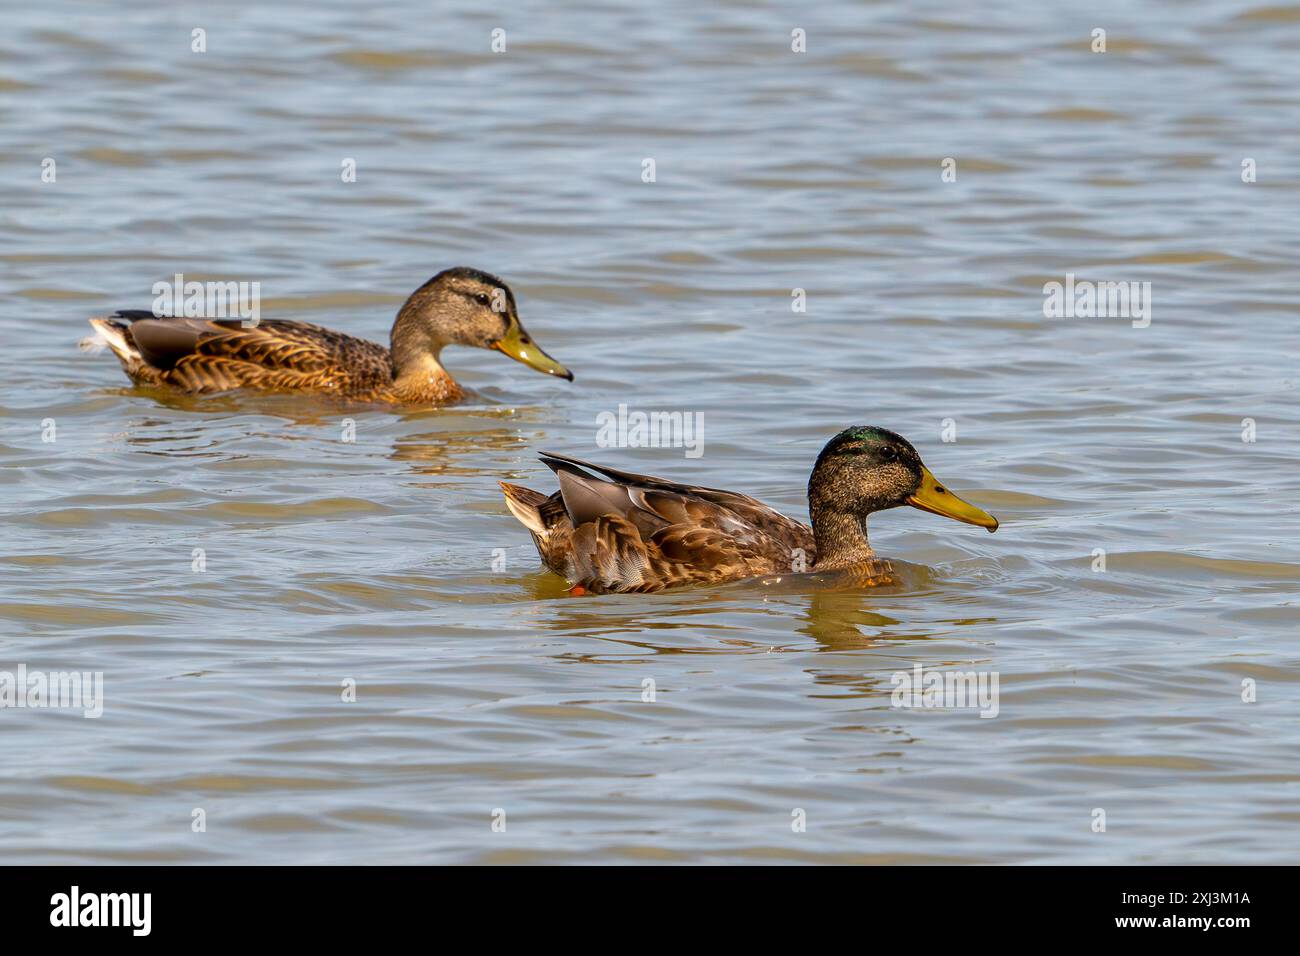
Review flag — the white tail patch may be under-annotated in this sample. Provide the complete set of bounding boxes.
[501,485,547,535]
[81,318,136,359]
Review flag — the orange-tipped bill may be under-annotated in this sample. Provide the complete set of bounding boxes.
[905,466,999,532]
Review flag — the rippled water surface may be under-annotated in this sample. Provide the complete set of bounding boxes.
[2,1,1299,864]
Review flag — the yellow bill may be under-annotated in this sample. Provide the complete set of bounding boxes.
[906,465,999,532]
[492,320,573,381]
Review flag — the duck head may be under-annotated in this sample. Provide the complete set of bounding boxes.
[392,267,573,381]
[807,425,998,565]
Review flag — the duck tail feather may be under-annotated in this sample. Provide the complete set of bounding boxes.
[500,482,549,535]
[81,317,137,360]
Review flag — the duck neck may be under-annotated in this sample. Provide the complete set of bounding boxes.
[810,503,876,569]
[390,303,437,378]
[389,308,460,402]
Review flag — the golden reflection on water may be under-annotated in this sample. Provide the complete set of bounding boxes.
[797,590,902,649]
[391,426,530,476]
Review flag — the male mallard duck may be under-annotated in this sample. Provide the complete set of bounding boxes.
[500,426,999,594]
[84,267,572,405]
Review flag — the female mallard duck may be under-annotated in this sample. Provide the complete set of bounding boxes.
[500,426,999,594]
[84,267,572,405]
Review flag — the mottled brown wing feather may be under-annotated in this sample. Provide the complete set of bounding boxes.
[534,454,807,592]
[566,515,653,593]
[120,317,392,395]
[641,522,789,591]
[539,451,814,554]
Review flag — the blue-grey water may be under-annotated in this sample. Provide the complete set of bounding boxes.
[2,0,1299,863]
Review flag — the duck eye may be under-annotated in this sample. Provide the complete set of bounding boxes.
[475,292,490,305]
